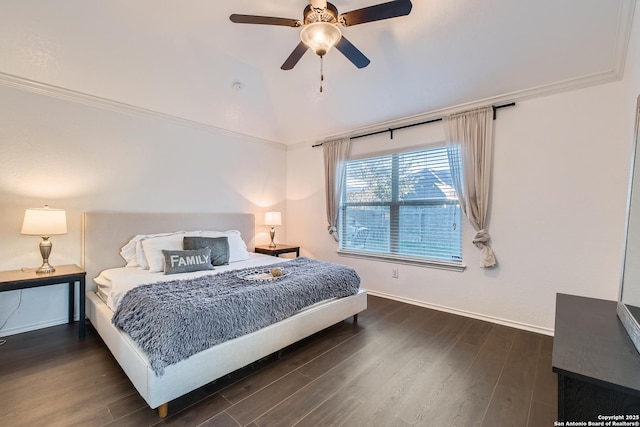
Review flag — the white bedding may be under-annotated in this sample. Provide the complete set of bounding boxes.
[95,253,288,311]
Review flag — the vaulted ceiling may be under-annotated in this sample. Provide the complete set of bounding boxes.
[0,0,635,145]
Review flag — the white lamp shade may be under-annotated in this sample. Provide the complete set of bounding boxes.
[21,207,67,236]
[264,211,282,227]
[300,22,342,56]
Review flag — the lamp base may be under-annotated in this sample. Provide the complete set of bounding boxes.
[269,227,276,248]
[36,237,55,274]
[36,262,55,274]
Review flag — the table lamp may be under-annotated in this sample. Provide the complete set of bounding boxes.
[21,205,67,274]
[264,211,282,248]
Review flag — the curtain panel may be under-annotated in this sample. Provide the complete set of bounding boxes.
[444,107,497,267]
[323,138,351,241]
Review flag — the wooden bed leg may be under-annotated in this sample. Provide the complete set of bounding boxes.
[353,314,358,324]
[158,403,169,418]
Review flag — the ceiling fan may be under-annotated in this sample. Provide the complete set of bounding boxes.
[230,0,413,71]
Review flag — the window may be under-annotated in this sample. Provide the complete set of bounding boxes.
[339,145,462,265]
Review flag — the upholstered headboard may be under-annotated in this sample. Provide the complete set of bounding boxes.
[82,212,255,288]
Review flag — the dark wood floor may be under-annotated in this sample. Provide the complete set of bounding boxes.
[0,296,557,427]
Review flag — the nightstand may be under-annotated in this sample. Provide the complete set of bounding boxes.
[255,244,300,258]
[0,264,86,339]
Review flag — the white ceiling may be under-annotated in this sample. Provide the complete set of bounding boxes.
[0,0,635,145]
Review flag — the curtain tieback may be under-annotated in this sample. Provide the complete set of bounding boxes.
[472,229,490,246]
[472,229,496,268]
[327,225,340,242]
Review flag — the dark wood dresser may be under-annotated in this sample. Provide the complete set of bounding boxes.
[552,293,640,422]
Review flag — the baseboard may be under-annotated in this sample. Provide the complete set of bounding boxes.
[0,316,78,338]
[366,290,554,336]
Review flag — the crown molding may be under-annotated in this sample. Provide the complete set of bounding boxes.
[310,0,637,146]
[314,67,626,146]
[0,0,634,152]
[0,71,286,151]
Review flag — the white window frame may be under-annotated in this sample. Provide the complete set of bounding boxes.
[337,144,465,272]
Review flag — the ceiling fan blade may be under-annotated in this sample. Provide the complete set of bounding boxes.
[335,36,370,68]
[230,14,301,27]
[339,0,412,27]
[281,41,309,70]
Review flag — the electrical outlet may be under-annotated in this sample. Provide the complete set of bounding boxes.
[392,268,399,279]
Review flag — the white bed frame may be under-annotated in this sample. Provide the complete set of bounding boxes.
[82,212,367,417]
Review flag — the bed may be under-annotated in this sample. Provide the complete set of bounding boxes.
[82,212,367,417]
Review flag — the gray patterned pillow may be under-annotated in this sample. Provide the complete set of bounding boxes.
[162,247,214,274]
[183,236,230,266]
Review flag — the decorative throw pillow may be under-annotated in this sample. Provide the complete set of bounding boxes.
[162,247,214,275]
[198,230,250,262]
[183,236,230,266]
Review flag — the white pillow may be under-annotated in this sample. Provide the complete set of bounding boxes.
[135,241,148,269]
[141,233,187,272]
[198,230,250,263]
[120,240,138,267]
[120,232,182,268]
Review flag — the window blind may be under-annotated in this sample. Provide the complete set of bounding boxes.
[339,146,462,263]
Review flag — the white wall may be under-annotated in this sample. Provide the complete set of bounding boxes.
[287,82,630,333]
[0,84,288,337]
[287,50,639,334]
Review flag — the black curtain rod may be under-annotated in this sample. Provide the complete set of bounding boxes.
[312,102,516,148]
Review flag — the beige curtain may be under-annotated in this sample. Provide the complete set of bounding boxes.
[444,107,496,267]
[323,138,351,241]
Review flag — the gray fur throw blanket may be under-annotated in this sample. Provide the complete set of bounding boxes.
[112,257,360,375]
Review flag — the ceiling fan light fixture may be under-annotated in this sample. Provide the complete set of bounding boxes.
[300,22,341,57]
[231,0,412,70]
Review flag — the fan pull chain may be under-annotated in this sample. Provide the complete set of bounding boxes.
[320,55,324,93]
